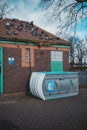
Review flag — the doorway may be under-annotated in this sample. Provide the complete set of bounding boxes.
[51,51,63,71]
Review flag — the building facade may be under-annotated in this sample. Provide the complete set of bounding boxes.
[0,18,70,95]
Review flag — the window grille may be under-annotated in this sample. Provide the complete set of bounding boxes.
[25,49,30,63]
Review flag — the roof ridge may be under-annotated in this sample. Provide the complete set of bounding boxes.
[0,18,9,22]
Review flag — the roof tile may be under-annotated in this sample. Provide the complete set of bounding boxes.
[0,18,70,45]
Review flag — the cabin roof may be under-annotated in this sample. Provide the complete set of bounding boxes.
[0,18,70,46]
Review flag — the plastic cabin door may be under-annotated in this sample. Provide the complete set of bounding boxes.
[51,51,63,71]
[0,47,3,94]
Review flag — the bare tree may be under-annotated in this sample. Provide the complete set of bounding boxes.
[76,41,87,63]
[39,0,87,38]
[69,36,87,70]
[0,0,13,20]
[69,36,78,68]
[39,0,87,70]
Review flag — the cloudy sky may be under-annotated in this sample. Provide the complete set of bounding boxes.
[4,0,87,39]
[5,0,58,35]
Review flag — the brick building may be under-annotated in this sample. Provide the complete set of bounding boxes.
[0,18,70,95]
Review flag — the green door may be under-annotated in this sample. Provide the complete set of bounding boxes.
[51,61,63,71]
[0,47,3,94]
[51,51,63,72]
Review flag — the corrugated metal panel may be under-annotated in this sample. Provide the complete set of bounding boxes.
[30,72,79,100]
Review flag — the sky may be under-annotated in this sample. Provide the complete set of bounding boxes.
[74,17,87,39]
[5,0,58,36]
[4,0,87,40]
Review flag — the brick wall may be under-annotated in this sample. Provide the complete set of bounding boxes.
[3,47,30,94]
[63,51,70,71]
[3,47,51,94]
[3,46,70,94]
[33,49,50,72]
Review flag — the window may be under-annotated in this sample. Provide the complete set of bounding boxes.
[21,48,34,67]
[25,49,30,63]
[51,51,63,61]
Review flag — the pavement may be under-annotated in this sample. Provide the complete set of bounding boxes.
[0,88,87,130]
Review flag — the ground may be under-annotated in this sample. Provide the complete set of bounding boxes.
[0,88,87,130]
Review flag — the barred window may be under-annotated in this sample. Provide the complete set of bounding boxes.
[25,49,30,63]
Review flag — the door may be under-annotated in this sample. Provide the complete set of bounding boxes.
[0,47,3,94]
[51,51,63,71]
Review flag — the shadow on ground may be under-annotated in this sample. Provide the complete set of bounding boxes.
[0,120,19,130]
[75,122,87,130]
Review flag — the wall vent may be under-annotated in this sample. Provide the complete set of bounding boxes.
[25,49,30,63]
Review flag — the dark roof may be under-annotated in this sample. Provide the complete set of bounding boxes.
[0,18,70,46]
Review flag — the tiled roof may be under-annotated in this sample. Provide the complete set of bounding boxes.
[0,18,70,46]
